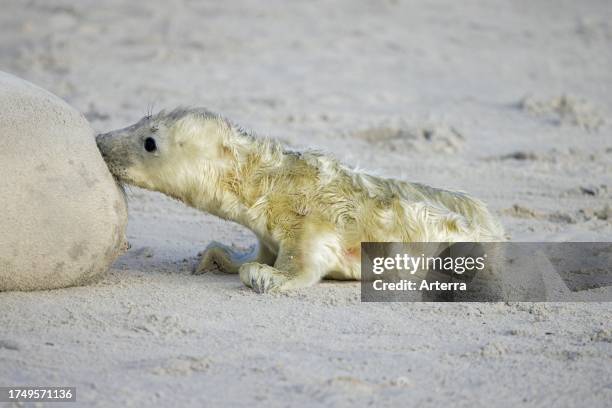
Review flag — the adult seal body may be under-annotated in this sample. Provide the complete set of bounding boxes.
[0,71,127,291]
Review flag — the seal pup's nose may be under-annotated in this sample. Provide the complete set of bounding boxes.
[95,133,110,158]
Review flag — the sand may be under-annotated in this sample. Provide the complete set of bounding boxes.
[0,0,611,406]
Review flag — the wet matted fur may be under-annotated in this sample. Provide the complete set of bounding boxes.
[96,108,504,292]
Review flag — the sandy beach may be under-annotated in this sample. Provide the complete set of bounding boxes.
[1,0,611,406]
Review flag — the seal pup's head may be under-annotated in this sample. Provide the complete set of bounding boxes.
[96,108,236,201]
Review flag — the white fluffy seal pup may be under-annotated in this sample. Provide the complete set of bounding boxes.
[96,108,503,293]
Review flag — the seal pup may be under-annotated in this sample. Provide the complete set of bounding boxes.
[96,108,504,293]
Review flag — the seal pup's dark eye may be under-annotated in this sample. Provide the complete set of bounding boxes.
[144,137,157,152]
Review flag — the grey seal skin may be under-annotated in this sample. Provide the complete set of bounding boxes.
[0,71,128,291]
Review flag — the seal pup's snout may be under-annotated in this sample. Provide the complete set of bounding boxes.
[95,132,121,176]
[95,132,107,156]
[96,132,116,161]
[94,129,138,184]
